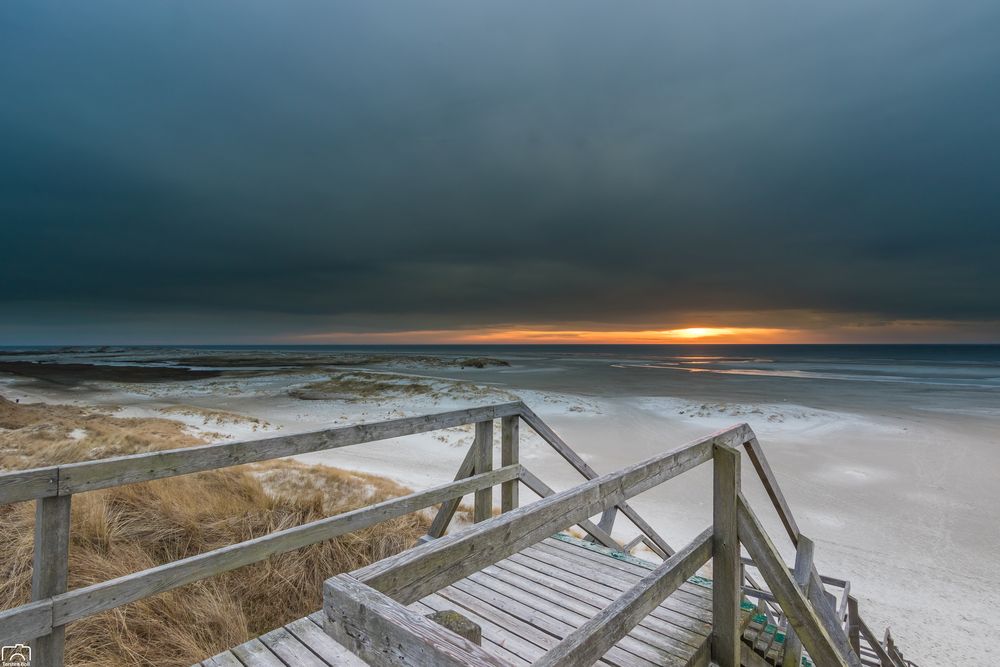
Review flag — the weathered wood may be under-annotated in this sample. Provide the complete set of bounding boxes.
[445,577,652,667]
[806,567,860,663]
[420,591,543,665]
[354,424,743,604]
[259,626,328,667]
[518,405,680,557]
[31,494,71,667]
[425,610,482,645]
[743,437,800,545]
[0,599,52,645]
[52,465,520,626]
[782,535,815,667]
[0,466,59,504]
[517,543,713,632]
[202,652,244,667]
[857,616,894,667]
[491,555,706,650]
[55,402,522,496]
[534,528,712,667]
[736,495,855,667]
[500,415,519,513]
[284,616,369,667]
[428,442,478,538]
[474,420,494,523]
[463,570,676,665]
[517,467,620,550]
[229,638,284,667]
[847,595,861,656]
[324,574,512,667]
[479,561,698,662]
[712,444,741,667]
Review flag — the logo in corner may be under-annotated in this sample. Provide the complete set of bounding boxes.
[1,644,30,667]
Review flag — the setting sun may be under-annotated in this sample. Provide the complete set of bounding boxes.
[297,326,793,344]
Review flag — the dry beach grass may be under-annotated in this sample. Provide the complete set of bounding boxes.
[0,397,428,666]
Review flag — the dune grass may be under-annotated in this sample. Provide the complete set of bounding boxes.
[0,397,428,666]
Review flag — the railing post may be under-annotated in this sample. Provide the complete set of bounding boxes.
[712,443,741,667]
[473,420,494,523]
[31,494,71,667]
[500,416,518,513]
[782,535,815,667]
[847,595,860,656]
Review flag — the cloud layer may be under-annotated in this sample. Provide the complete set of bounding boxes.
[2,1,999,342]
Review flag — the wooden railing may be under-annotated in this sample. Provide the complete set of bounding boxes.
[326,414,912,667]
[0,400,911,667]
[0,403,522,666]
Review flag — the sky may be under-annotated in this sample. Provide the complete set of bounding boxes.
[2,1,1000,344]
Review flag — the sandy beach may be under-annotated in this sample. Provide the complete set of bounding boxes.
[1,347,997,664]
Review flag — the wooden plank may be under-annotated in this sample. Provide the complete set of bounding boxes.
[427,442,478,538]
[324,574,512,667]
[31,494,71,667]
[492,555,706,649]
[0,466,59,504]
[463,571,671,667]
[529,541,714,623]
[480,561,697,662]
[736,495,853,667]
[712,444,741,667]
[517,467,620,549]
[0,599,52,645]
[201,651,244,667]
[416,593,533,666]
[857,617,894,667]
[354,424,749,604]
[474,420,494,523]
[847,595,861,656]
[284,617,369,667]
[259,626,329,667]
[508,548,710,637]
[443,579,633,666]
[782,535,815,667]
[230,638,285,667]
[52,465,520,626]
[56,402,522,495]
[742,438,800,545]
[500,415,518,513]
[534,528,712,667]
[518,404,679,557]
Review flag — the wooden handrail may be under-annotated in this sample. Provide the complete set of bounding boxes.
[352,424,750,605]
[533,527,713,667]
[3,465,522,643]
[518,405,676,558]
[737,494,859,667]
[516,467,620,549]
[0,402,524,503]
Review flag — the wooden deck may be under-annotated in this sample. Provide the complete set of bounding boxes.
[199,535,750,667]
[2,402,910,667]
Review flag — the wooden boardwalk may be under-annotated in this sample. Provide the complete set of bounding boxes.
[201,535,750,667]
[0,400,914,667]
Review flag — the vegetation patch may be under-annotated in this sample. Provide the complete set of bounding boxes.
[0,396,427,666]
[288,371,439,401]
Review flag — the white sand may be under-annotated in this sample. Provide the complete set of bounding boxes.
[2,369,994,664]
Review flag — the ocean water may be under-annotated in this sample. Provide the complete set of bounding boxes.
[4,343,1000,406]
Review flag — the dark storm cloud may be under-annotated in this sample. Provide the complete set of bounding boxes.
[2,1,1000,340]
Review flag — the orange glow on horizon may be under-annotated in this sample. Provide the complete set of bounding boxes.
[296,326,797,344]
